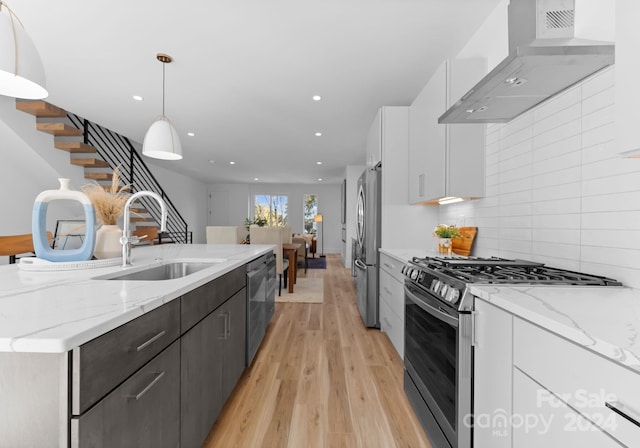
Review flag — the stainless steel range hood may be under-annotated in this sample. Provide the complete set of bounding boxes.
[439,0,615,124]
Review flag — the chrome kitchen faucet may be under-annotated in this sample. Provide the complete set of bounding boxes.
[120,191,167,267]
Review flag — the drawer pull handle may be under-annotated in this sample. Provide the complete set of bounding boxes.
[383,317,391,328]
[128,371,165,401]
[384,287,392,295]
[605,401,640,428]
[384,262,395,269]
[135,330,166,352]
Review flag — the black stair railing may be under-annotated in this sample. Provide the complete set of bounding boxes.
[67,112,192,244]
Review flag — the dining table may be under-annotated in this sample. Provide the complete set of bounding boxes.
[282,242,301,293]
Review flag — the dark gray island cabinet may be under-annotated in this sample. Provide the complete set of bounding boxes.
[0,261,260,448]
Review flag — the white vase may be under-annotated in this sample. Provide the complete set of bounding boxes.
[94,225,122,259]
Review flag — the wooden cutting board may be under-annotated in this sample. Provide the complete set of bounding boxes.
[451,227,477,257]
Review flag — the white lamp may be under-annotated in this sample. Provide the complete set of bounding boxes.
[0,1,48,99]
[142,53,182,161]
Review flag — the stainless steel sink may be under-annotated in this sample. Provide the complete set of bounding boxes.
[97,261,223,281]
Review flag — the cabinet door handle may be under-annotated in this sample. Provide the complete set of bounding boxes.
[383,287,392,295]
[605,401,640,427]
[134,330,166,352]
[127,371,165,401]
[225,312,230,338]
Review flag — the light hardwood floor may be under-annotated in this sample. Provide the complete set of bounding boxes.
[203,254,431,448]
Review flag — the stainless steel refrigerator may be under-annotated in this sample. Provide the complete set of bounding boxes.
[354,165,381,328]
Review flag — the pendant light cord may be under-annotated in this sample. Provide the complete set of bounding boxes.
[162,61,165,116]
[1,1,26,77]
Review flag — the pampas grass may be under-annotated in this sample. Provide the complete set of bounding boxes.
[82,167,130,225]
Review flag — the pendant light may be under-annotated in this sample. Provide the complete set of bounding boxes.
[0,1,48,99]
[142,53,182,160]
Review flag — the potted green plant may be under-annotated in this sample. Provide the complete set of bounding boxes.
[433,224,461,255]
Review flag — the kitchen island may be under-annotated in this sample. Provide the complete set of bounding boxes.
[0,244,274,448]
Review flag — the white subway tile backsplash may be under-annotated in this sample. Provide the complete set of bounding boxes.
[581,122,615,148]
[533,119,581,150]
[533,151,581,175]
[582,172,640,196]
[437,69,640,286]
[532,135,581,163]
[533,103,581,135]
[581,191,640,213]
[581,210,640,230]
[533,166,581,189]
[532,228,581,245]
[533,84,581,121]
[532,198,581,215]
[581,229,640,250]
[580,66,614,98]
[582,89,614,117]
[532,213,581,230]
[533,182,581,202]
[581,141,618,164]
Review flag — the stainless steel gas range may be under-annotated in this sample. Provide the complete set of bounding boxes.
[402,256,622,448]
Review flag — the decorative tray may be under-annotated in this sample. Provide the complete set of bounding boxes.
[18,257,122,271]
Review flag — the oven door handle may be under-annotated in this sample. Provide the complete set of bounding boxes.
[404,284,459,327]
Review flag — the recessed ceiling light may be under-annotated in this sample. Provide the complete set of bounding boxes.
[254,177,259,181]
[315,132,322,137]
[187,132,195,137]
[316,161,322,165]
[132,95,143,101]
[317,178,323,181]
[209,160,215,164]
[312,95,321,101]
[229,161,236,165]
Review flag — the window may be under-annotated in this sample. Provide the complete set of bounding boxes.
[254,194,288,227]
[303,194,318,235]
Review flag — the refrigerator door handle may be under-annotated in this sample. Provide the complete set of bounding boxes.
[355,258,367,271]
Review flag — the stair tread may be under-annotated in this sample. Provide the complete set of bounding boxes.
[84,172,112,180]
[54,142,97,153]
[130,217,155,222]
[16,101,66,118]
[70,158,109,168]
[37,123,82,136]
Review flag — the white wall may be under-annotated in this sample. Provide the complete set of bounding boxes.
[440,67,640,288]
[207,182,342,254]
[143,161,208,244]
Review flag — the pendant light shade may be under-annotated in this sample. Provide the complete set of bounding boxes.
[142,115,183,160]
[0,1,48,99]
[142,53,182,160]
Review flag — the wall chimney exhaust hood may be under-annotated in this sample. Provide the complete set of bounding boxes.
[439,0,615,124]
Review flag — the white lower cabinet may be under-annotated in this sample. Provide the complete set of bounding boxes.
[512,368,620,448]
[474,297,640,448]
[379,253,405,358]
[473,300,513,448]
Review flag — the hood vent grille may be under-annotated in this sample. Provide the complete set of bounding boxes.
[545,9,574,30]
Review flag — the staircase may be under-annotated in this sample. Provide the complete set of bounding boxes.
[16,100,192,244]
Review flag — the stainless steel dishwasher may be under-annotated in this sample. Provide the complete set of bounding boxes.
[246,252,274,366]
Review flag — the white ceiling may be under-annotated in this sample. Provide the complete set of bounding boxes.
[11,0,503,185]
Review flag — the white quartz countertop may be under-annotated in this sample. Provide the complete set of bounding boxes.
[379,248,437,264]
[0,244,273,353]
[470,284,640,373]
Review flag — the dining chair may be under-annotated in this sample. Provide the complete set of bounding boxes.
[249,226,290,295]
[0,232,53,263]
[205,226,244,244]
[292,236,308,274]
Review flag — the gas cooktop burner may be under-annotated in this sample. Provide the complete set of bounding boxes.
[409,256,622,286]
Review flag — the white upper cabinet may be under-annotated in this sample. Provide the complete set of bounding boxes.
[366,109,382,167]
[616,1,640,155]
[408,59,486,205]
